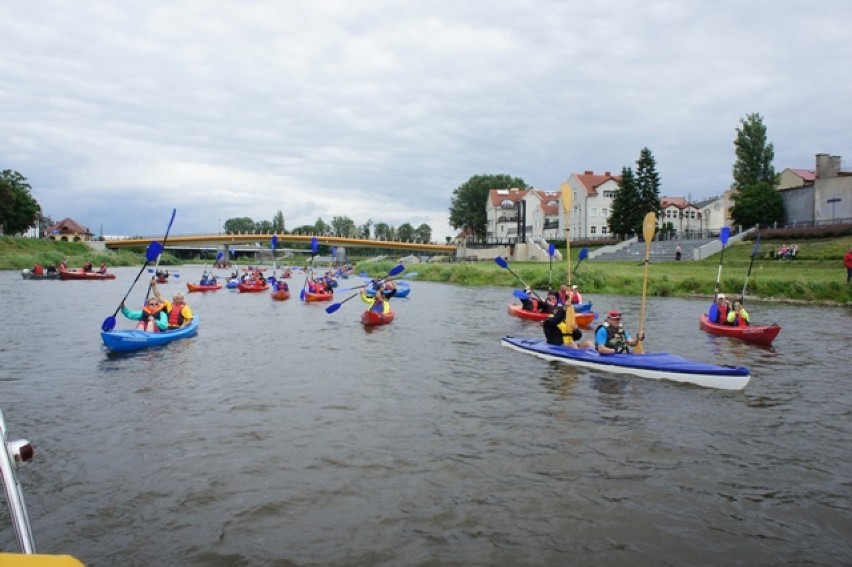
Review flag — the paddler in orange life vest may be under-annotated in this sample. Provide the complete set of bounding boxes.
[152,281,194,330]
[120,294,168,332]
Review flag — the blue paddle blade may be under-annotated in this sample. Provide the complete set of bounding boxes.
[389,264,405,277]
[311,236,319,254]
[101,315,117,332]
[331,246,337,257]
[579,247,589,261]
[146,241,163,262]
[720,226,731,244]
[271,235,278,249]
[325,303,341,314]
[548,243,555,256]
[300,288,306,301]
[216,251,224,261]
[513,289,529,299]
[495,257,508,269]
[751,235,761,256]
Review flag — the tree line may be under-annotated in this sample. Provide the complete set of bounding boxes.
[447,113,784,240]
[223,213,434,243]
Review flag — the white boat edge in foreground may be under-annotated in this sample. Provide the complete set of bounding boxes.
[501,337,751,391]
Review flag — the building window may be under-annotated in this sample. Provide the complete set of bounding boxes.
[501,199,514,208]
[601,226,608,235]
[590,207,597,217]
[603,190,615,198]
[590,226,597,235]
[601,208,608,218]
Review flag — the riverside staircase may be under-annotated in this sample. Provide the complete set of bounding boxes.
[591,236,716,262]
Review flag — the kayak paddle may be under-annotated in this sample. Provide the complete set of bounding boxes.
[714,226,731,297]
[326,264,404,314]
[494,256,543,302]
[740,233,761,303]
[635,212,657,354]
[101,240,164,332]
[300,236,319,301]
[145,208,178,302]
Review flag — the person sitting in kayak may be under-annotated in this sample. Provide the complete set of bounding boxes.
[360,288,390,313]
[120,296,168,332]
[153,282,194,330]
[520,287,538,312]
[543,307,593,348]
[538,291,558,314]
[707,293,730,324]
[32,264,44,276]
[83,261,93,273]
[726,300,750,327]
[97,262,107,274]
[569,284,583,305]
[595,310,643,354]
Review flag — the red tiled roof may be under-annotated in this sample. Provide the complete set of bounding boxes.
[45,217,92,235]
[789,168,817,181]
[488,188,529,207]
[572,171,621,196]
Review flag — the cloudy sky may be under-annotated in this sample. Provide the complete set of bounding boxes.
[2,1,849,241]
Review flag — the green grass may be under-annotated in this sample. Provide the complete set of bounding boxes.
[357,236,852,305]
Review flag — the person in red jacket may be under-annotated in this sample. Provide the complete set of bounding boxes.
[845,248,852,284]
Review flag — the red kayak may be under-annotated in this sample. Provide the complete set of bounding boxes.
[186,282,223,292]
[361,309,395,326]
[507,304,596,328]
[304,291,333,303]
[271,289,290,301]
[698,314,781,345]
[237,281,269,293]
[58,268,116,280]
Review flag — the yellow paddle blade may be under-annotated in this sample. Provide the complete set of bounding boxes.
[636,212,656,355]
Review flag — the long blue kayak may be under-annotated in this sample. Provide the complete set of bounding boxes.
[501,336,750,390]
[365,281,411,298]
[101,318,199,352]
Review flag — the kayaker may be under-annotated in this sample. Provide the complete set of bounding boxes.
[97,262,107,274]
[707,293,730,324]
[120,296,168,332]
[569,284,583,305]
[845,248,852,284]
[153,282,194,330]
[595,310,643,354]
[556,284,570,306]
[360,288,390,314]
[726,300,750,327]
[543,307,593,348]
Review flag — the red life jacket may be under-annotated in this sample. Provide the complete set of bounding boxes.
[167,305,185,329]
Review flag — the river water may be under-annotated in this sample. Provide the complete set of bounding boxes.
[1,267,850,566]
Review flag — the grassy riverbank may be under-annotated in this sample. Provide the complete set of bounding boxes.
[3,235,851,304]
[361,236,852,305]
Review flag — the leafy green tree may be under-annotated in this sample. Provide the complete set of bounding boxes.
[255,220,273,233]
[291,224,315,235]
[0,170,40,235]
[331,215,356,237]
[730,181,785,229]
[608,167,641,239]
[414,223,432,243]
[313,218,328,236]
[359,219,373,239]
[396,222,414,242]
[730,113,784,228]
[374,222,394,240]
[271,210,286,234]
[449,174,527,239]
[224,217,256,234]
[635,147,661,215]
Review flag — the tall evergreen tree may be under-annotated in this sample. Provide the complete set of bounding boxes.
[609,167,641,239]
[635,147,661,215]
[732,113,777,190]
[730,113,784,228]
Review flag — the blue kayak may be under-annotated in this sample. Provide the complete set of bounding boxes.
[101,318,199,352]
[365,281,410,298]
[501,336,750,390]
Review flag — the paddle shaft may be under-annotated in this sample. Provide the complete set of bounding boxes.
[740,235,761,302]
[635,212,656,354]
[146,209,177,301]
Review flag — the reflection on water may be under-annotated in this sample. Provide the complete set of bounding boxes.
[1,268,851,565]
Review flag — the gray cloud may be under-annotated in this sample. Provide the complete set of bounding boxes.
[2,1,849,240]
